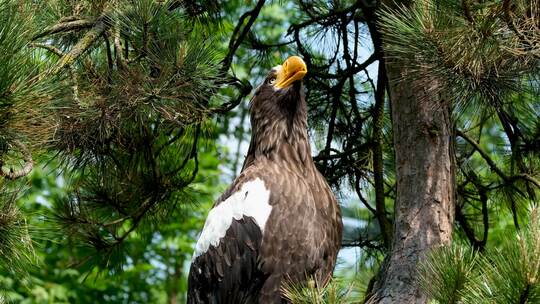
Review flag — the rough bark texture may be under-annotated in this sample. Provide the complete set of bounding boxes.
[365,65,455,303]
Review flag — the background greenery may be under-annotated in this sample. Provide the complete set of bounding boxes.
[0,0,538,303]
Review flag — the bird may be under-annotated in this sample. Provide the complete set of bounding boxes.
[187,56,342,304]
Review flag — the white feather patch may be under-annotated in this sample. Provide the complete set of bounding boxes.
[193,178,272,259]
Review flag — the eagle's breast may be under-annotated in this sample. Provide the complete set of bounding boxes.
[192,178,273,259]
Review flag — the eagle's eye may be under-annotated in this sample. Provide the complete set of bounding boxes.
[267,77,276,85]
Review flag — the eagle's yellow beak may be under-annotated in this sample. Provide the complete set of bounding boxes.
[275,56,307,89]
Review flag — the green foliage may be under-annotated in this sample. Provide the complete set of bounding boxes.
[0,1,229,301]
[0,188,34,277]
[0,0,57,149]
[18,0,227,272]
[379,0,539,252]
[379,0,539,105]
[0,0,53,280]
[282,277,362,304]
[419,243,477,303]
[1,150,222,303]
[420,208,540,303]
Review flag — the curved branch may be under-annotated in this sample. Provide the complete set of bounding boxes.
[29,43,65,56]
[457,130,540,189]
[0,141,33,180]
[209,79,252,114]
[221,0,266,73]
[33,19,94,40]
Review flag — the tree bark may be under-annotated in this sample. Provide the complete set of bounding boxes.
[365,63,455,303]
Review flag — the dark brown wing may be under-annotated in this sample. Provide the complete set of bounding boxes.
[241,135,256,172]
[187,215,267,304]
[253,160,342,303]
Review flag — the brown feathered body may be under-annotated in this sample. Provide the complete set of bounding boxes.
[187,67,342,304]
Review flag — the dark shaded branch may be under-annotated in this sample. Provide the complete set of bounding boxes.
[221,0,266,73]
[455,204,483,250]
[342,239,383,250]
[372,61,391,249]
[314,53,377,79]
[322,82,343,170]
[288,1,364,32]
[313,143,372,161]
[457,130,540,188]
[102,33,113,83]
[247,38,294,50]
[29,43,64,56]
[356,174,377,216]
[479,185,489,247]
[209,79,252,114]
[457,167,490,250]
[461,0,474,23]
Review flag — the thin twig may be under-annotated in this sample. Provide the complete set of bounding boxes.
[457,130,540,188]
[221,0,266,73]
[29,43,64,56]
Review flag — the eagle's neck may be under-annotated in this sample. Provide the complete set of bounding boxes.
[246,93,313,171]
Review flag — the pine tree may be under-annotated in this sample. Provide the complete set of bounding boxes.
[1,0,230,274]
[368,0,538,301]
[0,0,55,277]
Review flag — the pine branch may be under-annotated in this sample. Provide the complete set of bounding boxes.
[0,140,33,180]
[372,57,391,249]
[112,23,128,70]
[52,20,108,74]
[313,143,372,161]
[209,78,252,114]
[29,43,64,57]
[221,0,266,73]
[32,19,95,40]
[0,190,35,275]
[461,0,474,23]
[457,130,540,189]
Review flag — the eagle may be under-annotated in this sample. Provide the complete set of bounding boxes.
[187,56,342,304]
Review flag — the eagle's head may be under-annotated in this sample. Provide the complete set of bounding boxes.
[247,56,310,165]
[251,55,307,112]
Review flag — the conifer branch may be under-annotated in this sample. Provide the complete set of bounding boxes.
[0,140,33,180]
[112,23,128,70]
[461,0,474,23]
[221,0,266,73]
[32,19,94,40]
[29,42,65,57]
[457,130,540,189]
[52,20,108,74]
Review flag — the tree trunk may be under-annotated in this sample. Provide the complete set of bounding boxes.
[167,258,183,304]
[365,64,455,303]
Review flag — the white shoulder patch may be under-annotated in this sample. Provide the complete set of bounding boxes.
[193,178,272,259]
